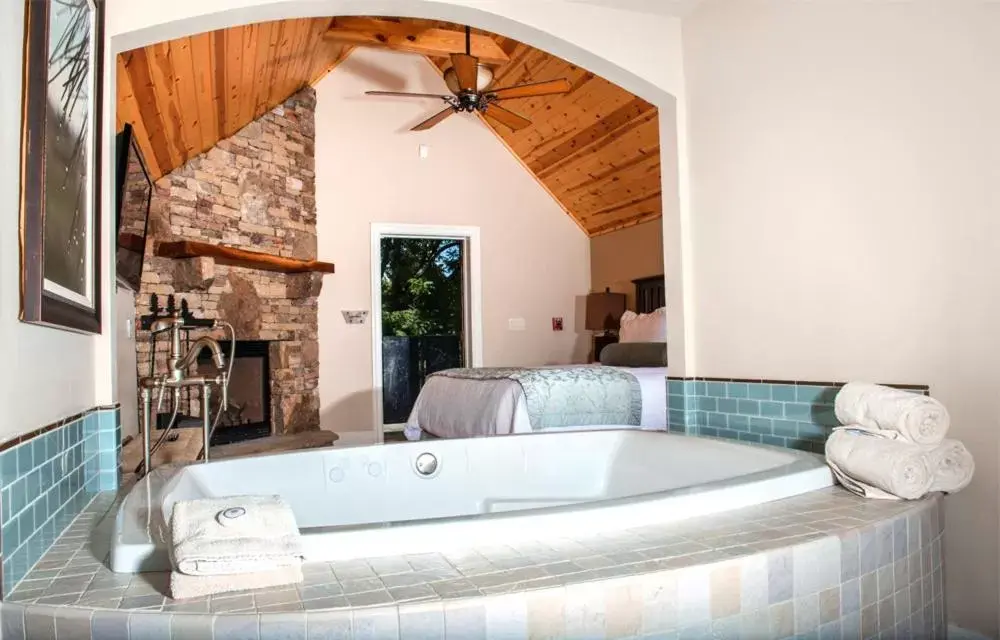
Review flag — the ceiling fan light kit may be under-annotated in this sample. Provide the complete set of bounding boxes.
[363,25,572,132]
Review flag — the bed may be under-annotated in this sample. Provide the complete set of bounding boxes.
[404,276,667,440]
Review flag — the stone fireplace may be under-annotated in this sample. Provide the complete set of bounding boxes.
[135,88,322,439]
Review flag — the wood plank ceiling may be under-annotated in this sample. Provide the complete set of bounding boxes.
[116,17,661,236]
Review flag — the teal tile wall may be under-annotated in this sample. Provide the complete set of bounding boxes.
[0,406,121,596]
[667,379,927,454]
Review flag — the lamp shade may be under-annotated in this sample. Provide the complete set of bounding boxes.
[585,290,627,331]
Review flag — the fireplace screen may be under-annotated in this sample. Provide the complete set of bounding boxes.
[196,340,271,444]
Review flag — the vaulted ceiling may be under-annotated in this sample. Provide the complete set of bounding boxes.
[116,17,661,236]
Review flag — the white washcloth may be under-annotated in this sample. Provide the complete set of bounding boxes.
[834,382,950,445]
[825,427,933,500]
[926,439,975,493]
[170,495,303,576]
[170,564,303,600]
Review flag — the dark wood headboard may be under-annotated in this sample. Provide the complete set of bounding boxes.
[632,275,665,314]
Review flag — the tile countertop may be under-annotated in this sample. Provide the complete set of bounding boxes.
[2,485,941,616]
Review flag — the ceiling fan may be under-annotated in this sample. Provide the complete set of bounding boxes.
[364,25,572,132]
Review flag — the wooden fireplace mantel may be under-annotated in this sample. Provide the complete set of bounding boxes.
[155,240,335,275]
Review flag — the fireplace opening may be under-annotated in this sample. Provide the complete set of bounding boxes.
[154,340,272,446]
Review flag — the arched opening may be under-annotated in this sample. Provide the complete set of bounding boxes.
[107,1,688,450]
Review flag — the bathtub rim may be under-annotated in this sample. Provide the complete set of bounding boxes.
[111,432,833,572]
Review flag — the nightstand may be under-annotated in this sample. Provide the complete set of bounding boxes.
[592,334,619,363]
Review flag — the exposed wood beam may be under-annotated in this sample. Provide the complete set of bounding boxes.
[324,18,509,65]
[529,99,657,177]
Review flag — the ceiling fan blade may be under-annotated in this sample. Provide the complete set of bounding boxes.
[365,91,453,100]
[412,107,458,131]
[449,53,480,92]
[484,105,531,131]
[488,78,573,101]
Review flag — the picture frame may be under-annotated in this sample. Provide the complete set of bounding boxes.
[19,0,106,334]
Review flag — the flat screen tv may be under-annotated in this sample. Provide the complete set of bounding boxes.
[114,123,152,291]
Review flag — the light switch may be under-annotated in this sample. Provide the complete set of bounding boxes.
[418,144,430,159]
[508,318,526,331]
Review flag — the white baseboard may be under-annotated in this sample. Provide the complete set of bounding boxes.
[949,624,991,640]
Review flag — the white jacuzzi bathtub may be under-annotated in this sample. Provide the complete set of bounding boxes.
[110,430,833,573]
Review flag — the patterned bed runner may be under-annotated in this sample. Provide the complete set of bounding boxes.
[430,367,642,430]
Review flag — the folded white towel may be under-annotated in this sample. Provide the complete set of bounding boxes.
[834,382,950,445]
[170,495,304,576]
[926,439,975,493]
[825,427,933,500]
[170,564,303,600]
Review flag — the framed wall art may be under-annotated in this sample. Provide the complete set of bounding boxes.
[19,0,105,333]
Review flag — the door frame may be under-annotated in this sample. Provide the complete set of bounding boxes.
[370,223,483,441]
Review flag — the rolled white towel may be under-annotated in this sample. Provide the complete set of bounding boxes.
[171,495,303,576]
[926,439,975,493]
[834,382,949,445]
[825,427,933,500]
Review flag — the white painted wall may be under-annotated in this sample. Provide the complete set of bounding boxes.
[0,2,112,444]
[683,0,1000,633]
[314,48,591,436]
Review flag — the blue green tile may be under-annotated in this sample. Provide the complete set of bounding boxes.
[694,381,706,396]
[16,510,32,547]
[700,427,719,437]
[31,439,45,470]
[798,422,829,441]
[738,432,762,443]
[98,430,117,451]
[796,385,836,404]
[10,478,26,515]
[747,385,771,400]
[773,420,799,437]
[762,435,786,447]
[718,398,739,414]
[717,429,740,440]
[698,397,718,411]
[760,401,783,418]
[668,409,686,426]
[668,394,688,411]
[707,412,728,428]
[27,469,42,504]
[1,520,17,556]
[727,383,748,398]
[99,450,118,471]
[814,406,841,427]
[729,415,750,431]
[784,403,813,420]
[737,399,760,416]
[668,380,685,395]
[772,385,797,401]
[0,450,16,488]
[749,418,773,435]
[706,382,726,397]
[16,445,32,475]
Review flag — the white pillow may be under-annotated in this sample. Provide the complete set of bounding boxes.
[619,307,667,343]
